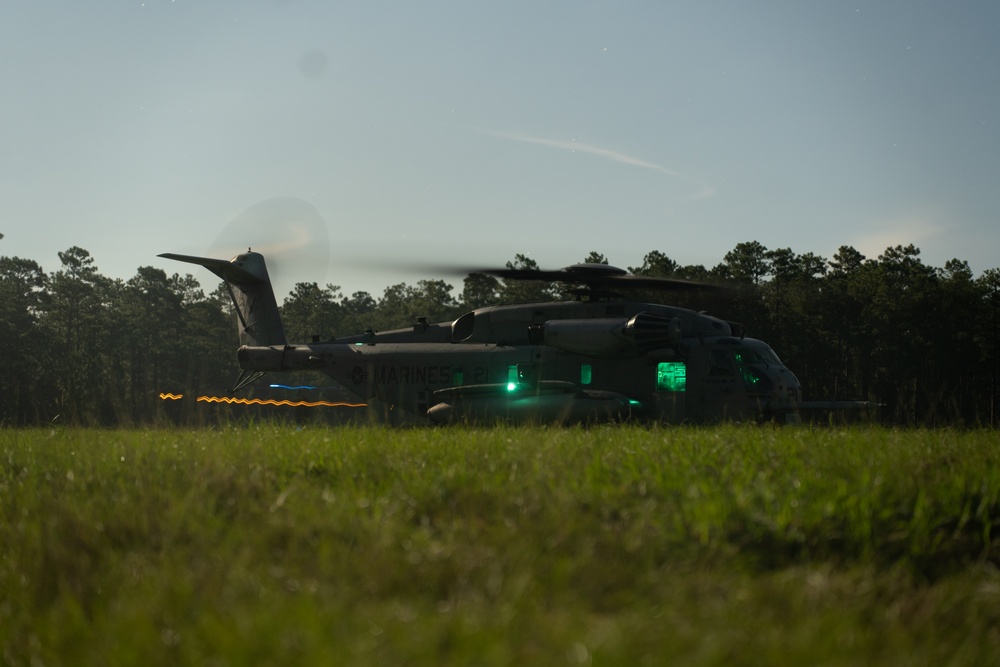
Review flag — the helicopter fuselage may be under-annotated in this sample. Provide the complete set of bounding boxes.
[237,299,804,424]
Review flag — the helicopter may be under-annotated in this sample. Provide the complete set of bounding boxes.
[159,249,875,424]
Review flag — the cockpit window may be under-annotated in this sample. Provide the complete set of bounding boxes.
[711,344,782,388]
[733,352,763,387]
[738,349,767,366]
[737,345,782,367]
[749,345,781,366]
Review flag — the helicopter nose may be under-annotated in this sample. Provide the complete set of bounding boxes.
[772,368,802,402]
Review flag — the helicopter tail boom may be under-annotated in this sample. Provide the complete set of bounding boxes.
[159,250,287,347]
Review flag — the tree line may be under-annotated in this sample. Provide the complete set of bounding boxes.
[2,234,999,426]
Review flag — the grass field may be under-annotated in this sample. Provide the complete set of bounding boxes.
[2,425,999,666]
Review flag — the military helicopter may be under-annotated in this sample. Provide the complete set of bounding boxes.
[160,249,874,424]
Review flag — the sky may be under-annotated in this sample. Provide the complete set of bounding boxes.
[2,1,999,302]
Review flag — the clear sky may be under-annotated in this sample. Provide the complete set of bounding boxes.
[2,1,998,301]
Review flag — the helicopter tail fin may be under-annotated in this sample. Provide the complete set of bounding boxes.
[159,250,287,347]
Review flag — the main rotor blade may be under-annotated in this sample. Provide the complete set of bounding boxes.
[340,258,724,292]
[470,267,721,291]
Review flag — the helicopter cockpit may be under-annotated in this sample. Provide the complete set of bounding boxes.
[704,337,803,416]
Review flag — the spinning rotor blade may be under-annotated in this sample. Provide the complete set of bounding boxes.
[474,265,719,292]
[397,261,722,293]
[208,197,330,273]
[161,197,332,302]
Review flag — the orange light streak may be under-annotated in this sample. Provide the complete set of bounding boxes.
[159,393,184,400]
[196,396,366,408]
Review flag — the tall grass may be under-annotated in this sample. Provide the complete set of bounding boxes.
[2,426,998,665]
